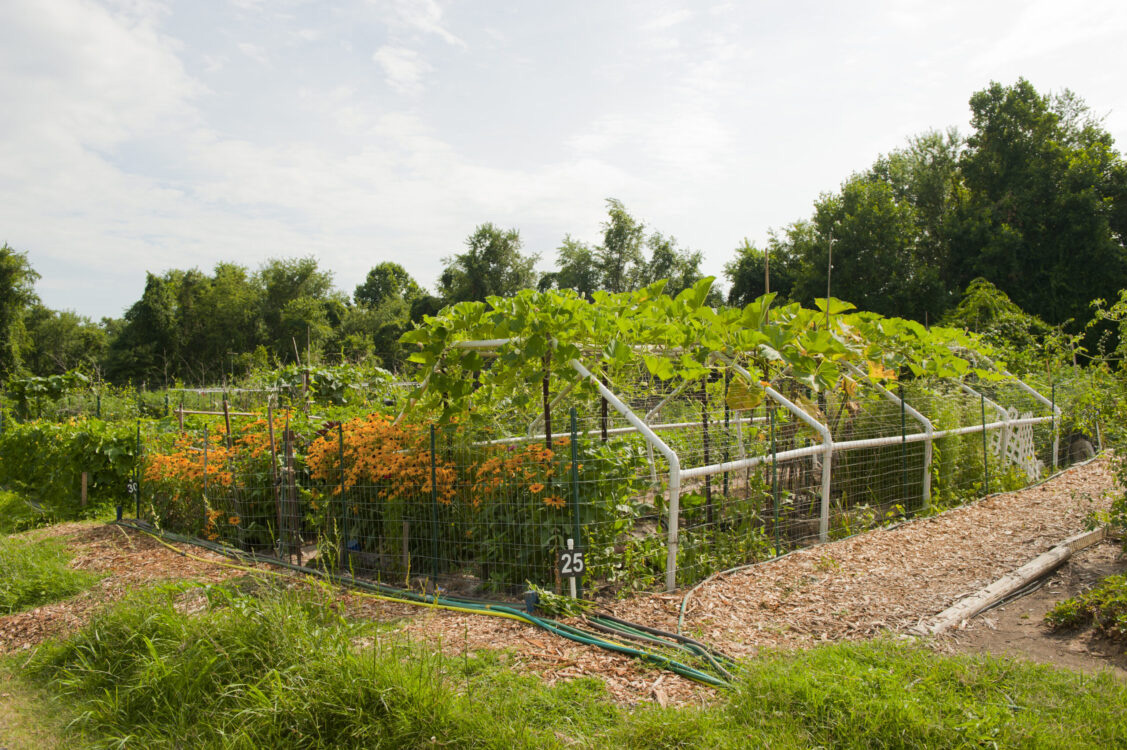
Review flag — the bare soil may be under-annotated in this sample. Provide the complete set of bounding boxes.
[940,539,1127,677]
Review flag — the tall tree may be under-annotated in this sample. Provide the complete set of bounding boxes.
[0,244,39,379]
[355,262,422,308]
[596,198,646,293]
[254,257,336,362]
[438,223,538,303]
[23,306,107,375]
[952,79,1127,327]
[105,272,179,383]
[638,232,716,300]
[725,236,800,307]
[538,236,601,298]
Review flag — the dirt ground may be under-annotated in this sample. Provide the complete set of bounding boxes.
[940,539,1127,677]
[2,456,1123,707]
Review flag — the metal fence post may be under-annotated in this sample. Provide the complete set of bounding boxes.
[569,407,583,599]
[1051,382,1058,469]
[134,420,142,519]
[337,423,349,569]
[981,394,990,495]
[770,405,780,557]
[202,425,209,499]
[899,382,909,509]
[429,425,439,586]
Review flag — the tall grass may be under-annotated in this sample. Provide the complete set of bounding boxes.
[0,536,101,614]
[24,580,1127,749]
[0,490,53,535]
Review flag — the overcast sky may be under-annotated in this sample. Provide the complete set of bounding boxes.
[2,0,1126,320]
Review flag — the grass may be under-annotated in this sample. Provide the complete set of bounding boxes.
[18,579,1127,749]
[0,535,102,614]
[0,489,53,535]
[1046,574,1127,641]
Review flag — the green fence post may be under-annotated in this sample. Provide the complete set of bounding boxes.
[1051,381,1057,468]
[202,425,209,499]
[899,382,909,509]
[429,425,439,587]
[981,394,990,496]
[337,423,349,568]
[770,405,780,557]
[569,407,583,600]
[96,394,101,419]
[135,420,142,519]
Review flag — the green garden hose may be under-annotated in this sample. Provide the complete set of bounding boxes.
[114,520,733,688]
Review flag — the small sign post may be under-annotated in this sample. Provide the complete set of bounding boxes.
[559,538,584,599]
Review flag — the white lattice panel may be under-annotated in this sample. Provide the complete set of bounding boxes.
[988,408,1042,481]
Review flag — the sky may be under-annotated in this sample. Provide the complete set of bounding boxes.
[2,0,1126,321]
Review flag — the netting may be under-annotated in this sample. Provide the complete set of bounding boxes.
[136,351,1063,599]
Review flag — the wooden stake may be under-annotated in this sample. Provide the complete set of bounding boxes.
[80,472,88,507]
[267,404,281,553]
[542,352,552,451]
[222,399,233,449]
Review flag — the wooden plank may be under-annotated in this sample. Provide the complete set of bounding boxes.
[921,526,1108,635]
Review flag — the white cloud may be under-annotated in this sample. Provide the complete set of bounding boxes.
[382,0,465,47]
[372,45,432,96]
[237,41,270,65]
[644,9,693,31]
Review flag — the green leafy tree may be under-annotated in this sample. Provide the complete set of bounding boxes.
[438,223,539,303]
[105,272,179,384]
[539,236,601,298]
[638,232,717,301]
[0,244,40,379]
[952,79,1127,327]
[789,175,947,321]
[724,237,799,307]
[254,257,336,363]
[23,306,107,376]
[355,262,422,308]
[596,198,646,293]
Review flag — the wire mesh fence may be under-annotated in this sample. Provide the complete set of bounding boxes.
[134,360,1068,599]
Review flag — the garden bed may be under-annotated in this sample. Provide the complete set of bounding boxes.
[1,456,1118,706]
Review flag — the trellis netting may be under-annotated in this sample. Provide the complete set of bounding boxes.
[134,282,1065,597]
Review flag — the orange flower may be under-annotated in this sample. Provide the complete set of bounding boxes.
[528,483,545,493]
[542,495,566,509]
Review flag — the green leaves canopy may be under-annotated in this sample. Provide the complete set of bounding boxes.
[399,278,994,424]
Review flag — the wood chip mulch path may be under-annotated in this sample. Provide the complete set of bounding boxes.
[2,457,1118,707]
[0,523,242,655]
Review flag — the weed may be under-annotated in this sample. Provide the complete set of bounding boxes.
[0,536,102,614]
[19,581,1127,749]
[1045,574,1127,640]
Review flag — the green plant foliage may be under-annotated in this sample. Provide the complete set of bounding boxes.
[5,370,90,419]
[21,581,1127,749]
[0,418,138,519]
[0,536,101,614]
[1045,575,1127,641]
[399,283,994,428]
[0,490,54,534]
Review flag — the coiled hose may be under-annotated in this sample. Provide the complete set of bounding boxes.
[113,520,736,688]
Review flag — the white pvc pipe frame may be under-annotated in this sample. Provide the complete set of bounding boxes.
[444,339,1059,591]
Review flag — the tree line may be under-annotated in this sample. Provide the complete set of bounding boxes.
[1,78,1124,386]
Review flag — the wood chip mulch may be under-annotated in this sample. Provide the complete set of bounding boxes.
[2,457,1118,707]
[0,523,242,655]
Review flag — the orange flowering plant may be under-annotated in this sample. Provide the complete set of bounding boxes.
[143,416,290,550]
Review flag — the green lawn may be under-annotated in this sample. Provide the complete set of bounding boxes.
[11,578,1125,749]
